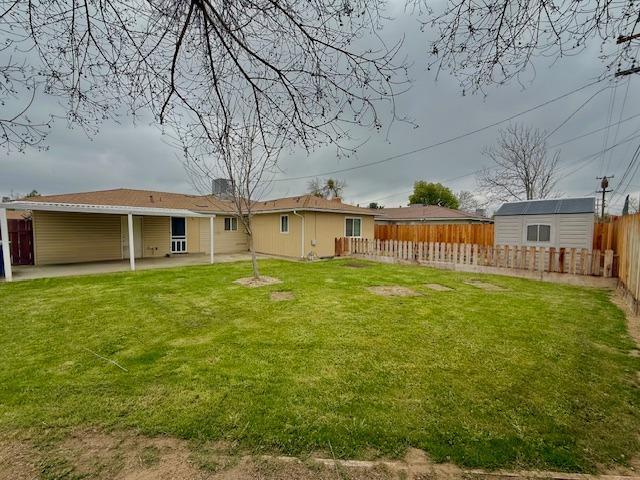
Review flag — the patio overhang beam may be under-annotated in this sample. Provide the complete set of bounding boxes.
[0,201,215,218]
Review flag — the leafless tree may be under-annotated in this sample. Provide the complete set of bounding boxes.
[1,0,411,154]
[307,177,347,199]
[183,104,280,279]
[420,0,639,92]
[478,124,560,202]
[456,190,482,212]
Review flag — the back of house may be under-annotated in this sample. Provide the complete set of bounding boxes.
[0,188,376,268]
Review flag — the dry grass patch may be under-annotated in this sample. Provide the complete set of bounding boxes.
[234,276,282,288]
[271,291,295,302]
[424,284,453,292]
[464,280,507,291]
[367,286,420,297]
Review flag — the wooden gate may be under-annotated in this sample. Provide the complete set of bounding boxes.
[7,219,34,265]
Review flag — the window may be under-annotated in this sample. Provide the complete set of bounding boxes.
[280,215,289,233]
[345,217,362,237]
[526,224,551,242]
[224,217,237,231]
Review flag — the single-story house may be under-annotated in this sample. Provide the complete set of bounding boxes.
[0,188,375,280]
[494,197,596,250]
[375,204,492,225]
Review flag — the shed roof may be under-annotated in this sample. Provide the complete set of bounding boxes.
[494,197,595,216]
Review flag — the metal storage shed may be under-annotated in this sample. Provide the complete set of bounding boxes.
[494,197,596,250]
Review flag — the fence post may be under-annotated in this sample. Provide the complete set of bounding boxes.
[558,248,566,273]
[604,249,614,277]
[472,244,478,265]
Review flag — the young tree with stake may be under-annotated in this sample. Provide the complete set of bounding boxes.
[182,105,280,280]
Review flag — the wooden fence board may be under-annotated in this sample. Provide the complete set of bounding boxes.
[375,223,494,246]
[338,236,613,278]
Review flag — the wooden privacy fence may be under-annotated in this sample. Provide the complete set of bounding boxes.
[335,237,614,277]
[614,214,640,309]
[375,223,494,247]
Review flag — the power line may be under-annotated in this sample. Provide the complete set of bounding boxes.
[548,111,640,148]
[364,125,640,204]
[272,78,605,183]
[544,84,611,140]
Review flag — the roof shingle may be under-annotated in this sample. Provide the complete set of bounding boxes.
[376,204,490,221]
[18,189,375,215]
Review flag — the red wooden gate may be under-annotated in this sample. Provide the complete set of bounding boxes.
[6,219,34,265]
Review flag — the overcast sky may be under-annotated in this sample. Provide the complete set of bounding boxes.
[1,1,638,213]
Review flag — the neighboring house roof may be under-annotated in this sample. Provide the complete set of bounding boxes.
[3,188,375,216]
[375,204,491,222]
[494,197,596,216]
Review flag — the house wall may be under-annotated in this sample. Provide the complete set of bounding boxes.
[32,211,122,265]
[143,216,170,257]
[197,216,249,254]
[495,213,594,250]
[252,211,375,258]
[252,212,303,257]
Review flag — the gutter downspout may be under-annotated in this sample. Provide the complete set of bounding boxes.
[293,210,304,259]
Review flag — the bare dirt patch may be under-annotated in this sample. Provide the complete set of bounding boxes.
[367,286,421,297]
[3,430,639,480]
[610,291,640,347]
[464,280,507,291]
[424,284,453,292]
[0,437,39,480]
[234,276,282,288]
[270,291,295,302]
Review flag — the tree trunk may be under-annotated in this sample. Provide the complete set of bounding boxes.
[248,233,260,279]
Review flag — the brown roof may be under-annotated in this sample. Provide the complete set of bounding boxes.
[251,195,376,215]
[23,188,235,213]
[377,204,490,221]
[19,189,375,215]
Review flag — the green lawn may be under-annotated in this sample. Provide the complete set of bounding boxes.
[1,259,639,472]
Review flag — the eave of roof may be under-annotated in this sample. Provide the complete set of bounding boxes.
[0,201,216,217]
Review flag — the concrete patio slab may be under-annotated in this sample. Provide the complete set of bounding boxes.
[6,253,265,281]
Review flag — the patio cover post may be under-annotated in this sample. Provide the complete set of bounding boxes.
[0,208,12,281]
[127,212,135,271]
[209,216,215,264]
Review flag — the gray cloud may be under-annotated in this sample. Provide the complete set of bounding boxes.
[1,2,638,213]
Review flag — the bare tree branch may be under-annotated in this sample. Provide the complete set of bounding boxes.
[477,123,560,202]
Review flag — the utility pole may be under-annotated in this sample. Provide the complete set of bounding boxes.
[615,33,640,77]
[596,176,614,219]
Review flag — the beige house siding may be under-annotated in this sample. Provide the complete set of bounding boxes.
[32,211,122,265]
[143,216,170,257]
[196,216,249,254]
[252,212,303,257]
[31,209,371,264]
[304,212,374,257]
[252,211,374,258]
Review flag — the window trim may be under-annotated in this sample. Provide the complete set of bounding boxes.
[345,216,363,238]
[279,214,289,234]
[525,223,552,244]
[224,216,238,232]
